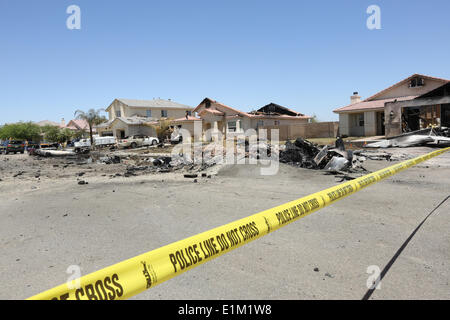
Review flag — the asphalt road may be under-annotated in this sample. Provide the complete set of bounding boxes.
[0,147,449,300]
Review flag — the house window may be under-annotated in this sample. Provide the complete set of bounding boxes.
[410,77,424,88]
[274,120,280,126]
[205,100,211,109]
[355,114,364,127]
[116,110,121,117]
[228,121,237,132]
[161,110,168,118]
[146,110,152,118]
[257,120,264,127]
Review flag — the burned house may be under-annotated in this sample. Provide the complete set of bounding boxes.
[174,98,311,141]
[334,74,449,137]
[384,82,450,137]
[250,103,307,117]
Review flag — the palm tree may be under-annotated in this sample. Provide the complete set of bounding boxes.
[74,108,107,145]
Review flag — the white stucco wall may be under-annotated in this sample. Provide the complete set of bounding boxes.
[109,120,156,138]
[364,111,377,136]
[126,107,189,120]
[339,113,350,136]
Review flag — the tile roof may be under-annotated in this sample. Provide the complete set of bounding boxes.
[68,119,90,130]
[334,96,418,113]
[116,98,193,110]
[36,120,60,127]
[195,98,311,120]
[334,74,450,113]
[94,117,149,127]
[95,119,114,128]
[172,116,202,122]
[199,109,225,116]
[194,98,249,117]
[115,116,152,125]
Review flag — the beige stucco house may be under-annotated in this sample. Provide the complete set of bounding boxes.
[97,98,193,138]
[172,98,311,141]
[65,119,95,133]
[334,74,449,137]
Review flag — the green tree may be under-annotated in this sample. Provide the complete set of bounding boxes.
[72,130,86,140]
[147,119,172,140]
[310,114,319,123]
[40,125,57,135]
[42,127,74,143]
[43,126,61,143]
[58,128,74,143]
[74,109,107,144]
[0,122,42,141]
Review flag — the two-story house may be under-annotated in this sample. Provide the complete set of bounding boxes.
[96,98,193,138]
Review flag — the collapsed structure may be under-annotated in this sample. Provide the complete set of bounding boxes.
[172,98,312,142]
[385,82,450,137]
[334,74,450,138]
[279,138,370,176]
[366,127,450,148]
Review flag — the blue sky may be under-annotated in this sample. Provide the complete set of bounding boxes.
[1,0,450,125]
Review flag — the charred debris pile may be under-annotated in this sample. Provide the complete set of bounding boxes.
[279,137,410,181]
[280,137,365,172]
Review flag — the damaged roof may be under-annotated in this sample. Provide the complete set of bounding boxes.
[334,74,450,113]
[194,98,311,119]
[254,103,305,117]
[417,82,450,99]
[364,74,449,102]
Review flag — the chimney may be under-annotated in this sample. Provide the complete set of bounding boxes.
[61,118,66,127]
[350,92,361,104]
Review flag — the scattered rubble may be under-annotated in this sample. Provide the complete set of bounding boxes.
[279,138,367,175]
[353,150,411,162]
[13,171,25,178]
[35,149,76,157]
[152,157,171,167]
[323,157,349,172]
[3,134,434,183]
[278,137,420,179]
[98,156,121,165]
[280,138,319,168]
[366,127,450,148]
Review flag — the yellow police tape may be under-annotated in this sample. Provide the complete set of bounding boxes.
[28,147,450,300]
